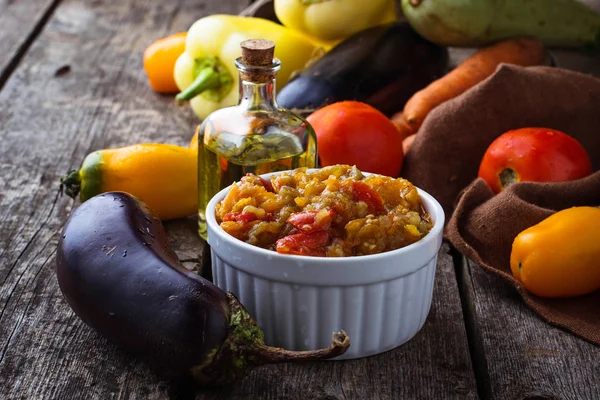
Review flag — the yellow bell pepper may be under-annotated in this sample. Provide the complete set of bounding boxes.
[274,0,397,41]
[174,15,331,120]
[510,206,600,298]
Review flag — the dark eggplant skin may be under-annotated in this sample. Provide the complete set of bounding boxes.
[56,192,350,385]
[56,192,230,378]
[277,22,449,117]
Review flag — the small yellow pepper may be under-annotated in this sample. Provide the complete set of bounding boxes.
[174,15,331,120]
[274,0,397,41]
[61,144,197,220]
[510,206,600,298]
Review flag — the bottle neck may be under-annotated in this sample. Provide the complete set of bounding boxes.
[238,77,278,110]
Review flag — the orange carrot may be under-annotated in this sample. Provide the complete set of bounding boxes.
[402,134,416,154]
[391,111,404,126]
[402,37,546,133]
[391,111,412,142]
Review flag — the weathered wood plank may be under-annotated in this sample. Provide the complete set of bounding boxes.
[0,0,62,90]
[191,243,477,400]
[0,0,250,398]
[459,257,600,400]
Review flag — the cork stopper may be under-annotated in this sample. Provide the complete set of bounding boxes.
[238,39,278,84]
[241,39,275,66]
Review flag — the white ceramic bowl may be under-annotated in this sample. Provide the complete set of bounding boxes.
[206,171,445,360]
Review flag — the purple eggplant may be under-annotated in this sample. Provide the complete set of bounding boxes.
[277,22,449,117]
[56,192,349,386]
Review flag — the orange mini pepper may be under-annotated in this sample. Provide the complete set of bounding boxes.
[510,206,600,298]
[143,32,187,94]
[61,144,197,220]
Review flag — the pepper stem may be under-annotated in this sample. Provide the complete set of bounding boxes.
[175,67,221,103]
[60,170,82,198]
[191,293,350,386]
[175,56,233,104]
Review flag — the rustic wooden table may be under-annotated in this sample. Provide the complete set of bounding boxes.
[1,0,599,399]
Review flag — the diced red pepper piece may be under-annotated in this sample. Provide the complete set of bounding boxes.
[264,212,275,221]
[276,231,329,257]
[259,177,274,192]
[244,173,274,192]
[350,181,384,215]
[286,209,335,232]
[222,211,258,224]
[222,210,274,223]
[287,211,318,231]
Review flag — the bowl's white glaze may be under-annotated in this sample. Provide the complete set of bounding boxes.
[206,170,445,359]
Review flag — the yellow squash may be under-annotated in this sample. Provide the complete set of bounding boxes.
[510,206,600,298]
[61,144,197,220]
[274,0,397,41]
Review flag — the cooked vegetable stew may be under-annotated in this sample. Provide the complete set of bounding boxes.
[215,165,433,257]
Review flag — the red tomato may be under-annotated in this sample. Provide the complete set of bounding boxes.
[478,128,592,193]
[306,101,404,177]
[275,231,329,257]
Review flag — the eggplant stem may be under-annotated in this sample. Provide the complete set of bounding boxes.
[251,331,350,364]
[191,293,350,386]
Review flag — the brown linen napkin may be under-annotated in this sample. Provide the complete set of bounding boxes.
[447,174,600,345]
[402,64,600,217]
[401,64,600,345]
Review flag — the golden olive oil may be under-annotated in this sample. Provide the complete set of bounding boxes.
[196,40,317,239]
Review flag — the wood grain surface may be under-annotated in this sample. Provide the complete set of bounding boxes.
[1,0,599,398]
[0,0,248,398]
[0,0,478,398]
[190,243,477,400]
[0,0,62,89]
[459,259,600,400]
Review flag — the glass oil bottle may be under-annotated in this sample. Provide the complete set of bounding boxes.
[196,39,318,239]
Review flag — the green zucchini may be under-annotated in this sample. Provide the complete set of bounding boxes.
[401,0,600,50]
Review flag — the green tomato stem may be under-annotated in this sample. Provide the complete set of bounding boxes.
[499,168,519,190]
